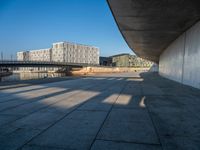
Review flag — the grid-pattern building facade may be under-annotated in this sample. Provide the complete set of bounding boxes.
[17,42,99,65]
[17,51,29,61]
[52,42,99,64]
[29,49,51,61]
[16,52,24,61]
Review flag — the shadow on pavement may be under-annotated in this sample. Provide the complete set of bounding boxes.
[0,72,199,150]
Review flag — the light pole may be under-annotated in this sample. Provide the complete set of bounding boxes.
[1,52,3,61]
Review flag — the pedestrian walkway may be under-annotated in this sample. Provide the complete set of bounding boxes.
[0,72,200,150]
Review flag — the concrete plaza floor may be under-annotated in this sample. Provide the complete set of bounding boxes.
[0,72,200,150]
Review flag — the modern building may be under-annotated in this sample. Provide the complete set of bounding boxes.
[17,41,99,65]
[111,53,153,67]
[29,49,51,62]
[111,53,130,67]
[99,57,112,66]
[51,42,99,64]
[17,51,29,61]
[99,54,153,67]
[108,0,200,89]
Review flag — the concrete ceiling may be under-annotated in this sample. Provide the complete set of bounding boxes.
[107,0,200,62]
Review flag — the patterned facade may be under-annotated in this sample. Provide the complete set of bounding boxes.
[17,42,99,65]
[111,53,153,67]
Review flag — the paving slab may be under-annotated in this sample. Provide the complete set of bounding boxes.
[0,114,22,127]
[77,95,117,111]
[22,145,66,150]
[122,83,142,96]
[97,120,159,144]
[0,87,66,103]
[11,110,66,130]
[0,72,199,150]
[160,136,200,150]
[78,83,126,111]
[91,140,162,150]
[0,89,83,116]
[150,109,200,137]
[106,108,151,123]
[28,110,108,150]
[146,96,183,108]
[141,84,164,96]
[0,128,41,150]
[0,125,19,136]
[114,95,146,109]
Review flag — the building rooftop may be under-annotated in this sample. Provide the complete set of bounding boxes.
[110,53,135,57]
[53,41,99,49]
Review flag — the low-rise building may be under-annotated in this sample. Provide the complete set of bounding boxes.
[99,57,112,66]
[111,53,153,67]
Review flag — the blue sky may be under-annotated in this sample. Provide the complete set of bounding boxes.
[0,0,133,59]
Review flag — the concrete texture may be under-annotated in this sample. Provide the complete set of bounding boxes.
[107,0,200,89]
[71,66,151,76]
[107,0,200,62]
[159,21,200,89]
[159,34,185,83]
[0,72,200,150]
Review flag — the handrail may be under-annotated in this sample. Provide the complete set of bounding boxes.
[0,60,99,67]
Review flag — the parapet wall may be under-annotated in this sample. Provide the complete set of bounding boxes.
[159,21,200,89]
[71,66,152,76]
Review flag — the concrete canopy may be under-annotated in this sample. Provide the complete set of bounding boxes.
[107,0,200,62]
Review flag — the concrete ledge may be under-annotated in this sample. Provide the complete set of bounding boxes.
[71,66,151,76]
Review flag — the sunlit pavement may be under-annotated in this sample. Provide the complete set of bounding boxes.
[0,72,200,150]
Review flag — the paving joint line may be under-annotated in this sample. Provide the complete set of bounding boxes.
[0,81,100,129]
[22,144,67,150]
[17,78,125,150]
[142,82,164,150]
[95,138,161,146]
[75,109,109,112]
[0,79,100,112]
[0,77,79,90]
[0,79,92,105]
[88,80,129,150]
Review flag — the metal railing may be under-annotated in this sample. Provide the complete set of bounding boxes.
[0,60,99,67]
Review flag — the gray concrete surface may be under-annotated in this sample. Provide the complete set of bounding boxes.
[0,72,200,150]
[159,21,200,89]
[107,0,200,62]
[107,0,200,90]
[0,76,78,90]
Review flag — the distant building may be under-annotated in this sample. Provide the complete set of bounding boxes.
[17,41,99,65]
[99,57,112,66]
[29,49,51,62]
[52,42,99,64]
[17,51,29,61]
[111,53,130,67]
[111,53,153,67]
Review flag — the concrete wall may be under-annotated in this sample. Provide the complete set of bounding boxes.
[159,21,200,89]
[71,66,151,76]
